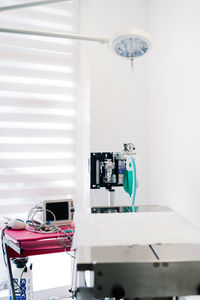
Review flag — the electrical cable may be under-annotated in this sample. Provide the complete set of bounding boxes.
[65,251,75,259]
[56,227,72,250]
[1,227,7,267]
[16,265,27,300]
[26,206,57,233]
[19,266,27,285]
[26,206,74,246]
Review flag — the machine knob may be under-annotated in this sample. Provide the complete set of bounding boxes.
[112,286,125,299]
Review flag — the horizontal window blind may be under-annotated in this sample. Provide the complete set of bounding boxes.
[0,0,79,215]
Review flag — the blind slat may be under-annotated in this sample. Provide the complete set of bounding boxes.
[0,159,75,168]
[29,2,78,17]
[0,180,75,189]
[0,37,77,55]
[0,20,76,34]
[0,108,75,117]
[0,75,76,88]
[2,8,76,24]
[0,166,75,175]
[0,47,77,64]
[0,67,76,82]
[0,59,75,74]
[0,144,75,152]
[0,99,76,109]
[0,90,76,102]
[0,152,75,159]
[0,113,75,123]
[0,137,75,143]
[0,129,75,138]
[0,82,77,94]
[0,187,75,199]
[0,173,75,183]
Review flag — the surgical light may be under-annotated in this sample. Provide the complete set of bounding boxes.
[109,28,151,59]
[0,27,151,62]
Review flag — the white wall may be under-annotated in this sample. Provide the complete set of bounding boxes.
[80,0,149,206]
[147,0,200,226]
[81,0,200,223]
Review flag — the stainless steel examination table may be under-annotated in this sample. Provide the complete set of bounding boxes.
[75,206,200,300]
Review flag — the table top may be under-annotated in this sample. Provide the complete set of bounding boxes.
[77,210,200,248]
[76,206,200,268]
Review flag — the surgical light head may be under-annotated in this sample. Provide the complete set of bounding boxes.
[109,28,151,59]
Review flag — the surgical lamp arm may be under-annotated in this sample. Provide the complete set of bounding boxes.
[0,28,108,44]
[0,0,73,12]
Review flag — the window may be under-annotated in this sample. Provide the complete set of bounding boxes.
[0,0,83,296]
[0,0,79,220]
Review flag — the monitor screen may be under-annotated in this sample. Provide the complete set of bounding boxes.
[45,201,69,222]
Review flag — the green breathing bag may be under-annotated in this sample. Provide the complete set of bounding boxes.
[123,166,133,197]
[123,157,138,212]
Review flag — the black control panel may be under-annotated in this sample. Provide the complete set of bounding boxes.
[90,152,126,190]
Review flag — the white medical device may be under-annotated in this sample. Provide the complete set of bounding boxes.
[90,143,137,208]
[43,199,74,226]
[4,217,26,230]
